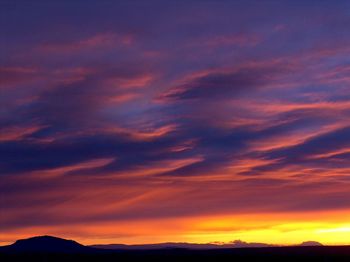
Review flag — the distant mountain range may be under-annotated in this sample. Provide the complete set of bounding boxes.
[0,235,323,253]
[91,239,275,250]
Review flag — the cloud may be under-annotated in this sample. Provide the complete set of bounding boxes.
[0,125,43,142]
[39,33,134,54]
[161,64,289,101]
[13,64,155,131]
[0,67,39,88]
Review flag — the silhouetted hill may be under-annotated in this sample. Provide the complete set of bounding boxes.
[299,241,323,246]
[0,236,94,254]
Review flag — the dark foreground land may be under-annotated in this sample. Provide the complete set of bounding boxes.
[4,246,350,262]
[2,236,350,261]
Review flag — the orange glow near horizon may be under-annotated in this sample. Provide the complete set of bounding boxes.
[3,210,350,246]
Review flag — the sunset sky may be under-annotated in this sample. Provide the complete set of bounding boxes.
[2,0,350,246]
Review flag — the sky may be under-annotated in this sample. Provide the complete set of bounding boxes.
[1,0,350,246]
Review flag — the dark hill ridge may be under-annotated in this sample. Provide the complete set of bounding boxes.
[0,235,95,253]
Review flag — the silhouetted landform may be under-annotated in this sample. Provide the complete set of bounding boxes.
[91,239,274,250]
[1,236,350,262]
[299,241,323,246]
[0,236,94,254]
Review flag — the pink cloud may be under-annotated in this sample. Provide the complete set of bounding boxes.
[0,125,44,142]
